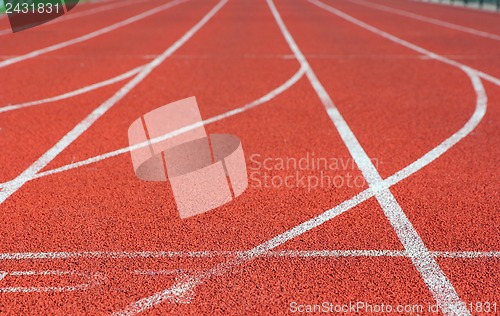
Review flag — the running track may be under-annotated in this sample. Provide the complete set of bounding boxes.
[0,0,498,314]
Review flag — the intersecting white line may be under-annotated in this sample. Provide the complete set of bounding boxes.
[0,65,145,113]
[309,0,500,87]
[0,0,227,205]
[0,65,306,188]
[0,0,493,313]
[347,0,500,40]
[112,0,488,314]
[0,249,496,295]
[269,1,469,314]
[0,0,189,69]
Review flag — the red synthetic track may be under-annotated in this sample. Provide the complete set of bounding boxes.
[0,0,498,315]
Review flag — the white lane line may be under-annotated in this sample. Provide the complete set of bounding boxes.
[347,0,500,41]
[114,62,486,313]
[0,0,152,37]
[133,269,187,275]
[269,250,500,258]
[434,251,500,258]
[0,270,106,293]
[0,0,189,69]
[309,0,500,87]
[0,59,303,114]
[114,0,489,313]
[0,66,306,187]
[0,65,144,113]
[384,66,487,189]
[303,0,489,205]
[0,285,90,293]
[0,0,228,205]
[270,1,468,314]
[0,249,498,260]
[0,250,235,260]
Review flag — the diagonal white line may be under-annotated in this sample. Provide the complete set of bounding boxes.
[0,0,228,205]
[269,1,469,314]
[0,65,145,113]
[309,0,500,87]
[112,0,488,314]
[0,66,306,187]
[0,0,189,69]
[347,0,500,41]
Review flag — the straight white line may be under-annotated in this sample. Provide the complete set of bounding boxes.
[10,270,73,276]
[0,0,152,37]
[1,10,487,315]
[0,270,105,293]
[0,65,144,113]
[300,0,489,208]
[0,66,306,187]
[0,250,234,260]
[0,1,490,312]
[348,0,500,40]
[270,250,500,258]
[309,0,500,87]
[115,1,488,314]
[0,59,304,114]
[434,251,500,258]
[133,269,186,275]
[270,249,407,257]
[270,1,468,314]
[0,0,228,205]
[108,62,487,309]
[0,284,90,293]
[0,0,189,69]
[0,249,498,260]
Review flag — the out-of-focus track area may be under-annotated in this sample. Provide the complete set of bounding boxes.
[0,0,498,314]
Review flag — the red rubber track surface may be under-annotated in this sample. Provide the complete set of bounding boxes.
[0,0,498,315]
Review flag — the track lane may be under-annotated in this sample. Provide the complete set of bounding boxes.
[0,0,497,314]
[363,0,500,35]
[0,0,215,181]
[0,0,176,58]
[0,0,382,314]
[113,0,495,313]
[0,0,142,37]
[299,0,499,313]
[320,0,500,79]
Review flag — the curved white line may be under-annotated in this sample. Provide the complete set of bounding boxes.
[0,66,306,187]
[114,2,490,314]
[0,65,145,113]
[114,64,488,316]
[0,0,189,69]
[348,0,500,41]
[384,66,487,189]
[0,0,228,204]
[308,0,500,87]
